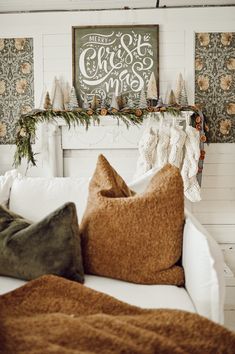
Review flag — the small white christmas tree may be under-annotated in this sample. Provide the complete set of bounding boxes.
[50,77,57,106]
[146,72,158,100]
[175,73,184,104]
[127,96,135,109]
[168,89,176,105]
[82,93,89,109]
[52,79,64,110]
[179,81,188,106]
[43,91,52,110]
[110,92,119,110]
[138,88,148,109]
[63,82,71,110]
[100,97,106,108]
[68,87,79,110]
[91,95,100,110]
[118,94,126,110]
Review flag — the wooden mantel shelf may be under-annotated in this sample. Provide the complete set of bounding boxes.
[46,111,193,177]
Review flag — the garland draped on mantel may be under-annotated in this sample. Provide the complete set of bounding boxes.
[14,106,208,168]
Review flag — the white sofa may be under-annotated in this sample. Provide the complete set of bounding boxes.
[0,169,225,324]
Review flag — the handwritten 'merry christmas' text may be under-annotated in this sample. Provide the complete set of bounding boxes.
[78,29,155,100]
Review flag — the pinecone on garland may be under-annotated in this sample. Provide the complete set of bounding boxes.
[100,108,108,116]
[135,108,143,117]
[86,109,94,116]
[68,87,79,110]
[43,91,52,110]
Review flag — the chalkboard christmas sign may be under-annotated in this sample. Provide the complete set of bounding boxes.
[72,25,159,108]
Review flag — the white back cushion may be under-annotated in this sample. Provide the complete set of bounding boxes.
[9,167,155,222]
[9,176,90,222]
[0,170,20,206]
[183,210,225,324]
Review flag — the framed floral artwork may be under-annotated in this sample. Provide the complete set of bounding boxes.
[72,25,159,107]
[0,38,34,144]
[195,32,235,143]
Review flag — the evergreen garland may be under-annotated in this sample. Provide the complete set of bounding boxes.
[14,106,203,167]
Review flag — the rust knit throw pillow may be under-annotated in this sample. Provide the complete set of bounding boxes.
[80,155,185,285]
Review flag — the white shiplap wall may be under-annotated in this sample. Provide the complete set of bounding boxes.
[193,144,235,232]
[0,6,235,329]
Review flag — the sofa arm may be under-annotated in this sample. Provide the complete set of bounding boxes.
[183,210,225,324]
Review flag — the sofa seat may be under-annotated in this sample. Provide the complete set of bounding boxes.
[85,275,196,312]
[0,275,196,314]
[0,276,26,295]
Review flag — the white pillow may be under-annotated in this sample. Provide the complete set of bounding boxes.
[0,170,20,206]
[9,176,90,222]
[129,166,160,193]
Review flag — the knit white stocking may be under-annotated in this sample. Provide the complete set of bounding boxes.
[181,119,201,202]
[152,118,170,169]
[168,119,186,168]
[134,127,158,178]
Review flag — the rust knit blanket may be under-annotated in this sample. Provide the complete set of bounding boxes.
[0,275,234,354]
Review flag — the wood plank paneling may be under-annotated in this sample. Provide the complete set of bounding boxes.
[201,188,235,201]
[193,201,235,213]
[201,176,235,188]
[199,144,235,329]
[193,213,235,225]
[203,163,235,176]
[205,144,235,154]
[205,225,235,243]
[203,154,235,164]
[224,310,235,331]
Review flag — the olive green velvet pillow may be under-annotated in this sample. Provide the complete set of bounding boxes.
[0,202,84,283]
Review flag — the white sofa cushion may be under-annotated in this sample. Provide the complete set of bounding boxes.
[9,176,90,222]
[0,170,19,206]
[8,168,157,223]
[85,275,196,313]
[0,275,195,314]
[0,276,26,295]
[183,210,225,324]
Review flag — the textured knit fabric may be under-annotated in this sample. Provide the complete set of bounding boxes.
[0,275,235,354]
[181,120,201,202]
[134,127,157,178]
[168,122,186,169]
[0,203,84,282]
[153,118,170,169]
[80,155,185,285]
